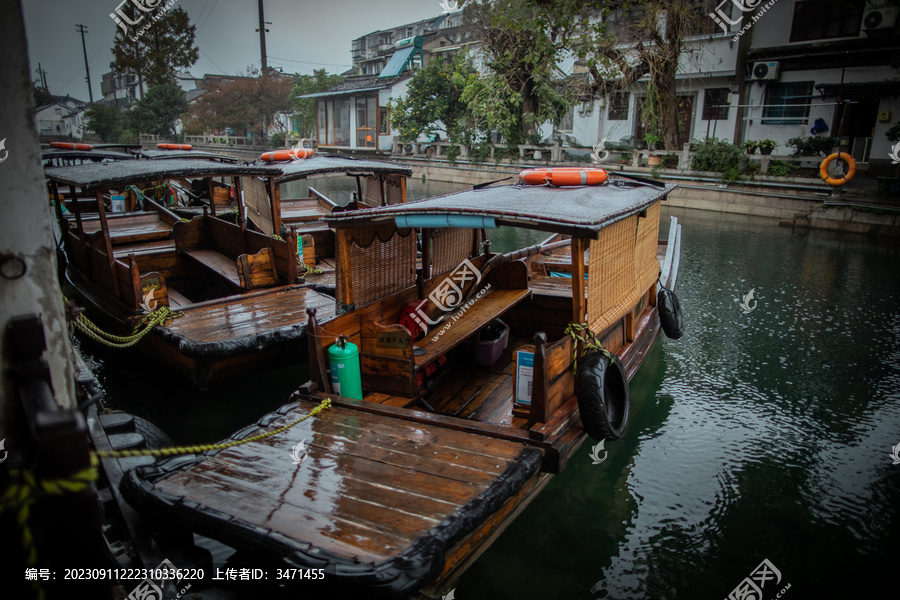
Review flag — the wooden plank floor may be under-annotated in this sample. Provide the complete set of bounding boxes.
[281,201,330,222]
[81,214,172,245]
[166,287,335,343]
[154,399,533,563]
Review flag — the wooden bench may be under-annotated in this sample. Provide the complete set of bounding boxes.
[359,287,532,397]
[183,249,241,288]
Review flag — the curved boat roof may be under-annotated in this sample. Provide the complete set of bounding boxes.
[45,159,283,190]
[132,149,240,162]
[267,154,413,183]
[323,179,677,237]
[42,148,136,161]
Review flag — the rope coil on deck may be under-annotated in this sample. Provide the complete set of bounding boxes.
[95,398,332,459]
[564,322,612,373]
[72,306,180,349]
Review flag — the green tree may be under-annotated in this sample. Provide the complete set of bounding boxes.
[290,70,344,138]
[85,105,126,142]
[188,71,293,138]
[111,6,199,98]
[575,0,706,150]
[131,84,188,137]
[461,0,596,143]
[389,54,476,143]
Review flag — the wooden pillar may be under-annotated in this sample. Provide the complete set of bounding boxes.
[70,185,85,243]
[399,175,407,204]
[206,178,217,217]
[571,236,588,325]
[306,308,332,393]
[50,182,66,245]
[529,332,549,424]
[421,228,431,280]
[355,175,364,208]
[336,228,354,310]
[269,178,282,236]
[379,174,386,206]
[233,177,245,232]
[95,191,120,297]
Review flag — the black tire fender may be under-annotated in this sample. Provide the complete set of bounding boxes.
[658,287,684,340]
[576,351,630,441]
[132,415,175,450]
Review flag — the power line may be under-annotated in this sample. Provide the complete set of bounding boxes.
[266,55,351,68]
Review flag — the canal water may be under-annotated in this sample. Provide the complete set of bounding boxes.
[80,181,900,599]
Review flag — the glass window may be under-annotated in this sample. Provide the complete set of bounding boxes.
[702,88,729,120]
[325,100,334,144]
[379,107,390,134]
[317,101,327,144]
[762,82,814,124]
[334,98,350,146]
[790,0,862,42]
[556,107,574,133]
[608,92,630,120]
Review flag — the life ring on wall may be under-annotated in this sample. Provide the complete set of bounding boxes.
[157,143,192,150]
[518,167,609,186]
[658,287,684,340]
[576,350,630,441]
[260,148,314,162]
[819,152,856,186]
[50,142,93,151]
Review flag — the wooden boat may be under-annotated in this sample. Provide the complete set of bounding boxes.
[122,174,683,596]
[253,154,413,285]
[46,159,336,389]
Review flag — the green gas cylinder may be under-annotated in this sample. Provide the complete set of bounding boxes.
[328,335,363,399]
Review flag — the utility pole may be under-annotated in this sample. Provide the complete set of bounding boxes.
[257,0,269,77]
[75,24,94,103]
[35,63,48,91]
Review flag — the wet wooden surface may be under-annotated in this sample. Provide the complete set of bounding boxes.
[155,398,536,562]
[165,287,335,343]
[79,213,172,245]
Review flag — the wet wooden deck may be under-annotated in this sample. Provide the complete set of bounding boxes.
[165,286,335,343]
[151,398,541,565]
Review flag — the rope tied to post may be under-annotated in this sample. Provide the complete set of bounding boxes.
[72,306,180,349]
[564,322,612,373]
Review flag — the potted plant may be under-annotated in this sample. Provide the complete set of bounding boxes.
[648,154,662,167]
[619,152,630,165]
[758,139,777,155]
[645,133,662,151]
[744,140,758,154]
[635,139,648,150]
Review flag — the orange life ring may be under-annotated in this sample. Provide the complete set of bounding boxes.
[518,168,609,186]
[50,142,93,151]
[157,143,192,150]
[819,152,856,186]
[260,148,314,162]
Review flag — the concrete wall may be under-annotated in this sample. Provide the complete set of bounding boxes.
[1,0,78,434]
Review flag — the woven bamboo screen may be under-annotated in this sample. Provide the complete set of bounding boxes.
[384,174,405,205]
[587,201,661,333]
[361,175,381,207]
[431,228,474,277]
[335,223,417,307]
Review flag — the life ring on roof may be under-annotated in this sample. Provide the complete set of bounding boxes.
[518,167,609,186]
[50,142,93,151]
[260,148,314,162]
[576,350,630,441]
[819,152,856,186]
[157,143,192,150]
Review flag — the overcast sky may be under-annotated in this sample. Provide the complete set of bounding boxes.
[22,0,452,100]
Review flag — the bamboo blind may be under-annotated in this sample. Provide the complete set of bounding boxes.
[335,223,417,307]
[430,228,474,278]
[384,174,404,205]
[587,201,660,333]
[361,175,381,207]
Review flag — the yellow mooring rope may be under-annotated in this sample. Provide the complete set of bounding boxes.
[2,398,332,598]
[72,307,179,349]
[563,322,612,373]
[95,398,332,459]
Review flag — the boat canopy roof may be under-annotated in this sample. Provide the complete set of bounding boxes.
[45,159,283,191]
[270,155,413,184]
[132,149,240,162]
[322,180,676,237]
[41,148,136,161]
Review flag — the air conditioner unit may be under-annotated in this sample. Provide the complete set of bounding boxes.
[862,6,898,31]
[751,61,780,81]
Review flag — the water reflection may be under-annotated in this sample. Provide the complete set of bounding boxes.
[457,206,900,599]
